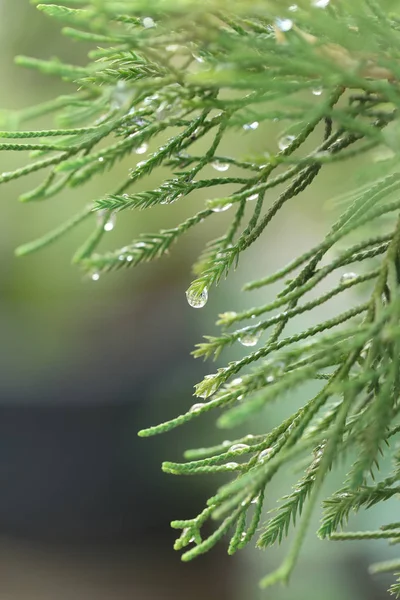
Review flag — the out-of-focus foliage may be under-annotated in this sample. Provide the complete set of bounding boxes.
[3,0,400,595]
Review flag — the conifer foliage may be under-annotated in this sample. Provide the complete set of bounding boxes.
[3,0,400,594]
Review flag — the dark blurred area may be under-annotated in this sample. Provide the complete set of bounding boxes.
[0,4,235,598]
[0,3,398,600]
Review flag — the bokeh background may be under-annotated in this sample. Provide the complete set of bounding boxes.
[0,3,398,599]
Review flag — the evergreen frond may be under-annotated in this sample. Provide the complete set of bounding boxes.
[5,0,400,595]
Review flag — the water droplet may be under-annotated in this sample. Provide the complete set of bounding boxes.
[212,203,232,213]
[312,87,323,96]
[104,213,116,232]
[186,287,208,308]
[118,255,125,261]
[314,447,324,460]
[251,495,260,504]
[288,3,298,10]
[166,44,179,52]
[222,440,231,447]
[278,135,295,151]
[266,375,275,383]
[189,403,206,413]
[258,448,273,463]
[238,327,261,347]
[231,378,243,387]
[229,444,250,452]
[312,0,330,7]
[247,193,258,202]
[243,121,259,131]
[240,532,247,541]
[225,462,239,470]
[340,272,357,284]
[275,18,293,32]
[143,16,156,28]
[126,255,134,262]
[136,161,146,168]
[212,161,230,172]
[135,143,148,155]
[91,272,100,281]
[98,156,104,162]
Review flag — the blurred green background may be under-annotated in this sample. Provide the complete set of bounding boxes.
[0,4,398,599]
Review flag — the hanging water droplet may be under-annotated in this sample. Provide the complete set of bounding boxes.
[258,448,273,463]
[126,255,134,262]
[91,272,100,282]
[225,462,239,470]
[266,375,275,384]
[238,327,261,347]
[247,193,258,202]
[243,121,259,131]
[229,443,250,452]
[135,143,148,155]
[143,16,156,28]
[312,0,330,7]
[312,87,323,96]
[275,18,293,32]
[211,161,230,172]
[186,287,208,308]
[98,156,104,162]
[340,272,357,284]
[212,203,232,213]
[278,135,295,151]
[189,402,206,413]
[104,213,116,232]
[118,254,125,261]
